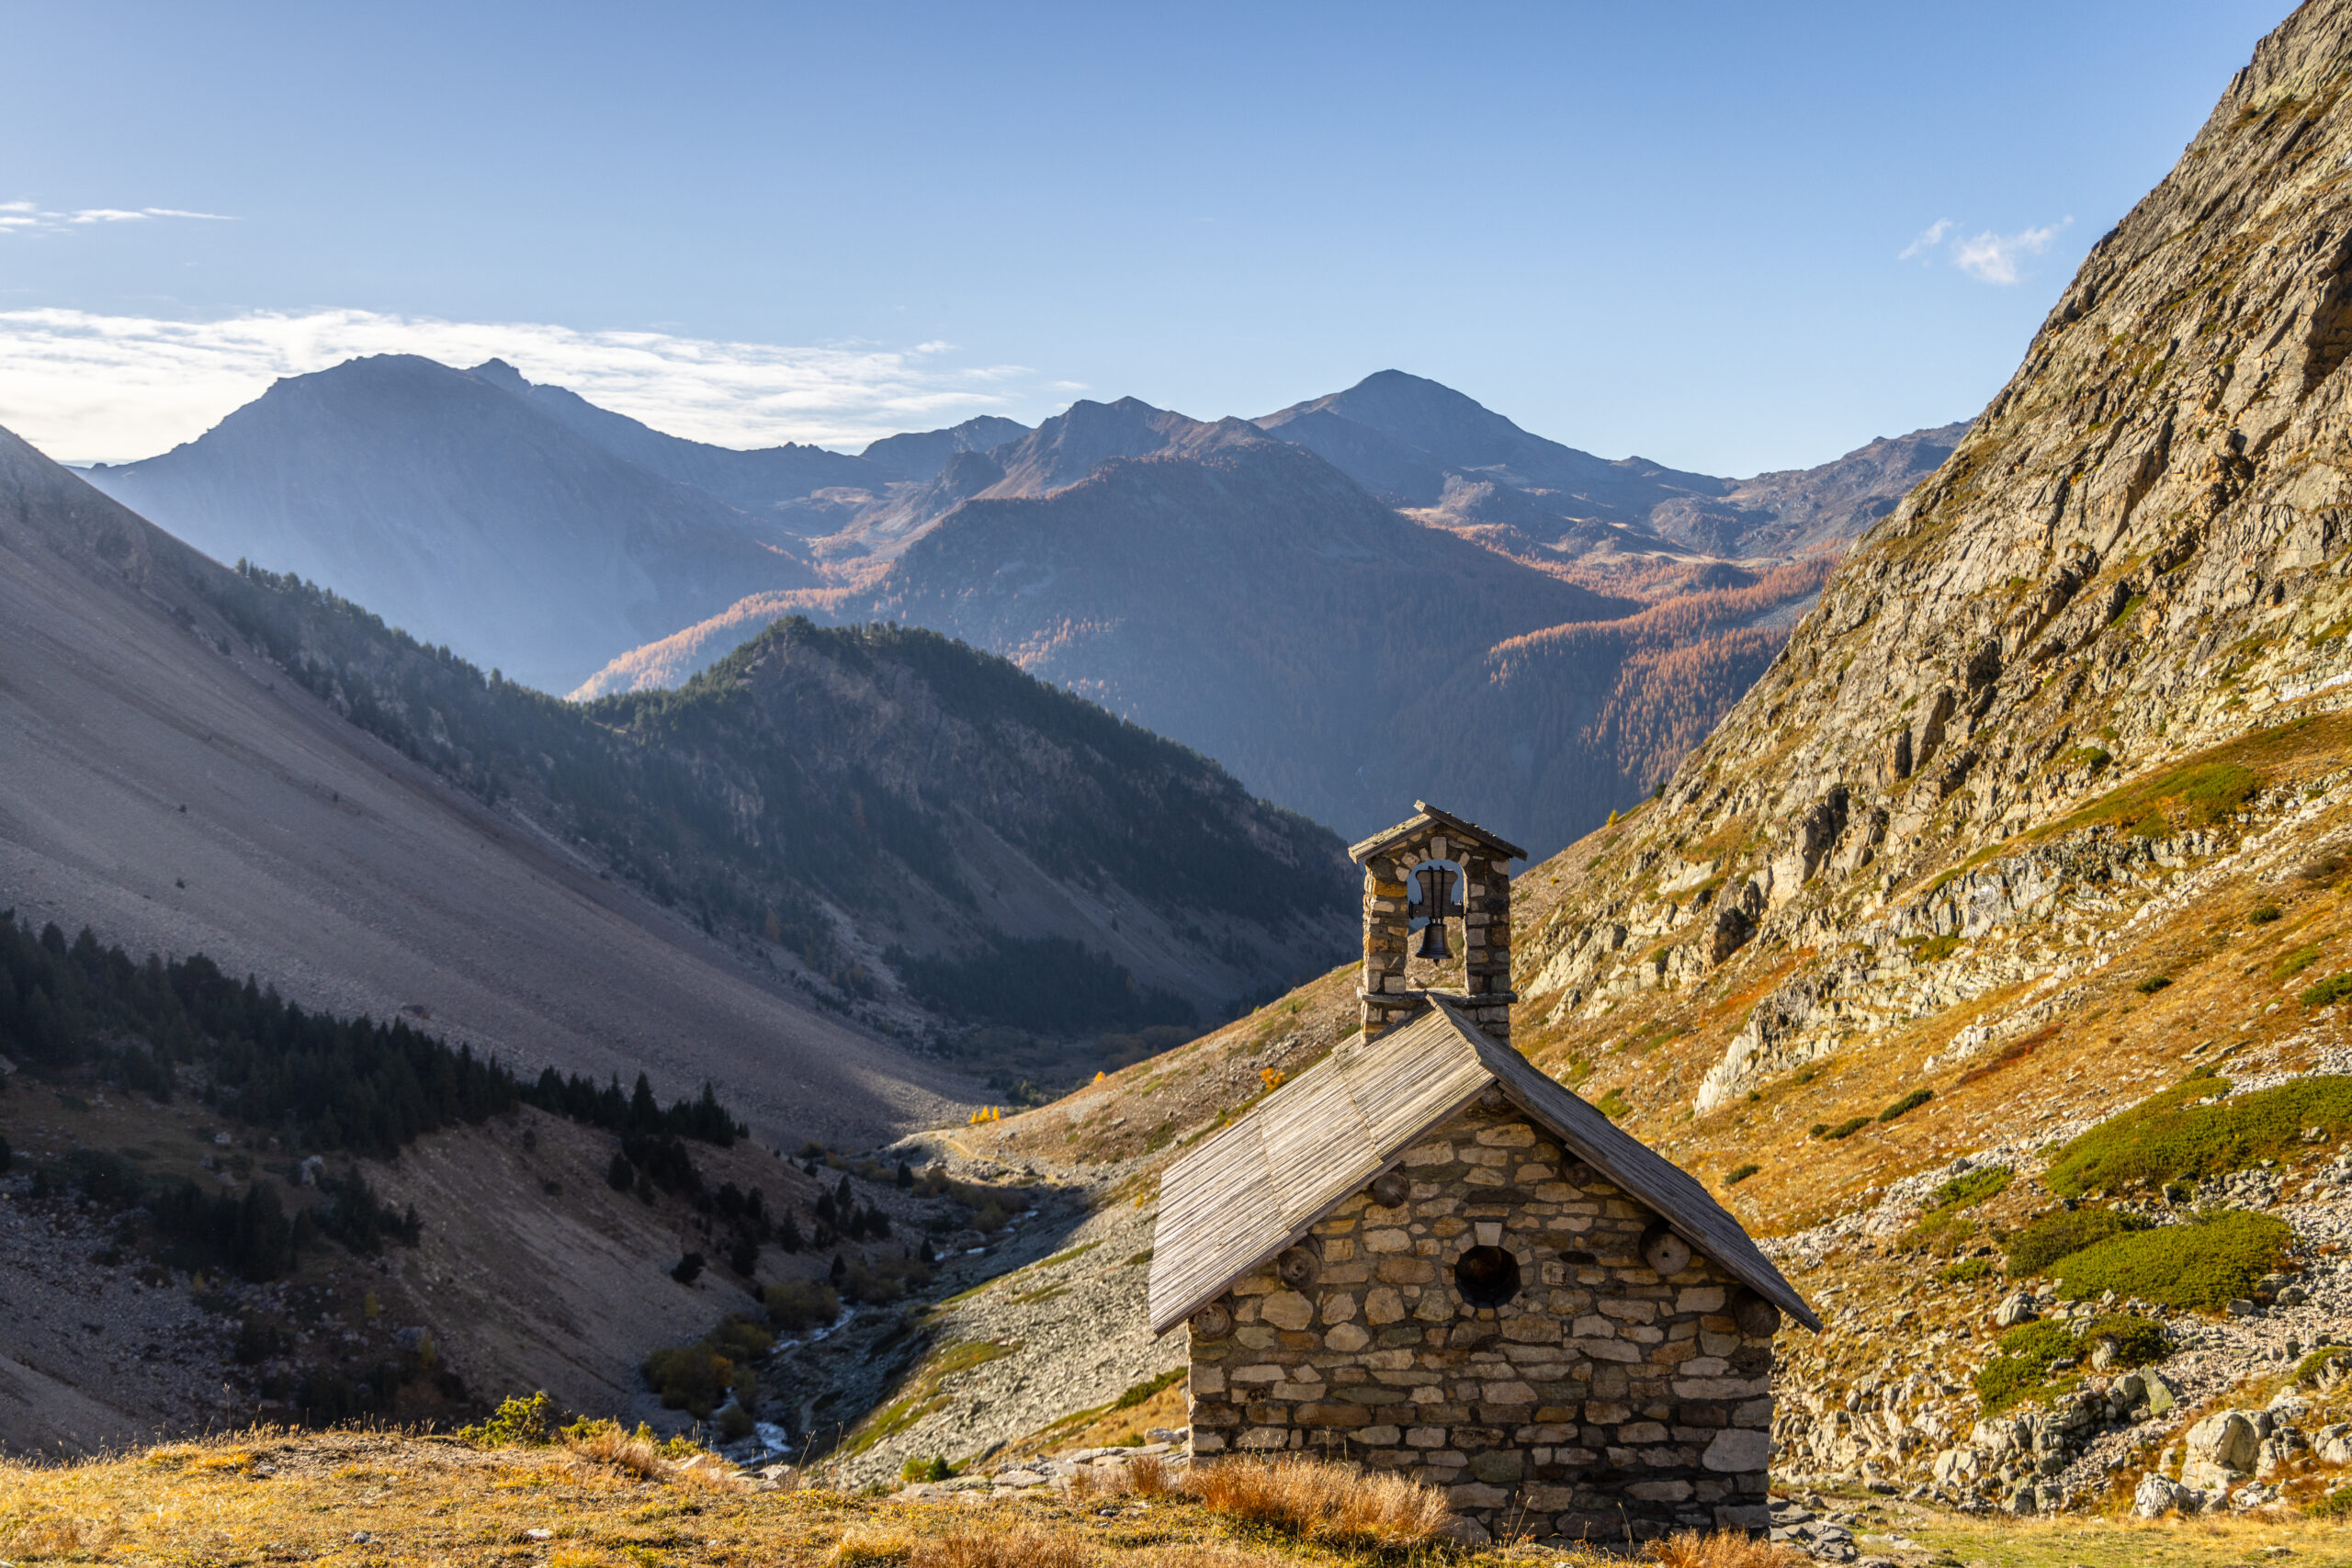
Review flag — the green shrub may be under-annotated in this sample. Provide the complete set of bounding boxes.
[763,1279,842,1332]
[2250,906,2282,924]
[1879,1088,1933,1122]
[1929,1166,2012,1210]
[1907,1167,2009,1253]
[2276,944,2324,979]
[1815,1116,1871,1141]
[2049,1210,2292,1311]
[2312,1486,2352,1520]
[1939,1257,1997,1283]
[2006,1208,2153,1275]
[2135,976,2173,995]
[1975,1320,2077,1416]
[642,1314,773,1418]
[717,1404,755,1441]
[2304,973,2352,1008]
[1975,1315,2172,1414]
[2077,1314,2169,1367]
[459,1391,560,1448]
[1724,1163,1760,1186]
[903,1454,956,1483]
[2045,1074,2352,1195]
[2291,1344,2352,1386]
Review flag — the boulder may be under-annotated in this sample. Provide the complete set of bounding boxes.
[2132,1472,2200,1517]
[1994,1292,2038,1327]
[2181,1411,2259,1491]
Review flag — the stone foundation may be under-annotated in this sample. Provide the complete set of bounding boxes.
[1183,1097,1779,1541]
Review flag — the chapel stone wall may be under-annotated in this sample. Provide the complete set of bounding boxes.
[1183,1098,1779,1541]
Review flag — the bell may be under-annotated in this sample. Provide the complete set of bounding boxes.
[1411,863,1459,961]
[1414,911,1452,961]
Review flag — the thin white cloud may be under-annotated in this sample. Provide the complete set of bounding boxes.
[0,306,1046,462]
[1952,220,2071,285]
[1898,216,2072,285]
[1897,219,1953,261]
[0,202,239,234]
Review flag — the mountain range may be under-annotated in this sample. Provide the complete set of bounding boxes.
[0,423,1352,1119]
[80,358,1960,852]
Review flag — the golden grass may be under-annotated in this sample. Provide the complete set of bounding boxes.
[1185,1454,1453,1548]
[6,1428,2344,1567]
[1642,1528,1808,1568]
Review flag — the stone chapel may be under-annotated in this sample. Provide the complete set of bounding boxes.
[1146,802,1819,1542]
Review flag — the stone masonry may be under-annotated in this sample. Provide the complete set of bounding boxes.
[1183,1093,1781,1541]
[1359,816,1514,1046]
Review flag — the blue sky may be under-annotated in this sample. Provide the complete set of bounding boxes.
[0,1,2290,469]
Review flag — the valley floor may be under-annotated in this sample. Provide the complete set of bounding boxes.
[3,1428,2346,1567]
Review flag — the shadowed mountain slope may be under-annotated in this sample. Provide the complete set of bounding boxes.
[0,423,967,1145]
[78,355,816,693]
[5,426,1353,1105]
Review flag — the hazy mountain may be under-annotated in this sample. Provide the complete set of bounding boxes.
[1261,368,1963,562]
[78,355,817,692]
[581,389,1957,852]
[822,420,1650,844]
[861,415,1032,482]
[469,356,888,515]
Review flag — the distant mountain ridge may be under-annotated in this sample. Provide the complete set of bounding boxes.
[67,353,1962,851]
[574,383,1964,850]
[5,420,1351,1057]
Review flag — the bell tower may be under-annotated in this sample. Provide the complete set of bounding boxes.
[1347,801,1526,1046]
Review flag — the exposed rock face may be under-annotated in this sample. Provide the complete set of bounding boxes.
[1517,0,2352,1094]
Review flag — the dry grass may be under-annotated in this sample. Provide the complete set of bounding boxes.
[6,1428,2343,1567]
[1642,1529,1808,1568]
[1185,1454,1453,1548]
[1062,1452,1175,1504]
[908,1525,1093,1568]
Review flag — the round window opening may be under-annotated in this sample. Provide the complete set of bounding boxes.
[1453,1245,1521,1308]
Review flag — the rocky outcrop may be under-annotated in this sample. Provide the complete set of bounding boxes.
[1519,0,2352,1107]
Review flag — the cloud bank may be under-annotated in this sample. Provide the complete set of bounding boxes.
[0,308,1045,462]
[1899,216,2072,285]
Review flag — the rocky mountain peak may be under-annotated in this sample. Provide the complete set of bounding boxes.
[1515,0,2352,1145]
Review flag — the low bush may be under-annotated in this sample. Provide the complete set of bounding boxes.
[2077,1314,2169,1367]
[2251,906,2283,924]
[1939,1258,1996,1283]
[1973,1315,2168,1416]
[2049,1210,2292,1310]
[642,1314,772,1418]
[2305,973,2352,1008]
[1187,1455,1452,1548]
[1878,1088,1933,1122]
[2005,1207,2152,1275]
[2044,1073,2352,1194]
[903,1454,956,1483]
[1975,1323,2082,1416]
[764,1279,842,1332]
[1724,1163,1760,1186]
[1929,1166,2012,1210]
[459,1390,560,1448]
[1814,1116,1871,1141]
[2136,975,2173,995]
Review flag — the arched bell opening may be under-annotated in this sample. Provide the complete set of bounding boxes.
[1404,857,1466,987]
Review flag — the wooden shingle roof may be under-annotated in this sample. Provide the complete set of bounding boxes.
[1146,999,1818,1336]
[1348,800,1529,865]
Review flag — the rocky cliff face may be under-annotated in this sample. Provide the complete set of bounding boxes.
[1494,0,2352,1514]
